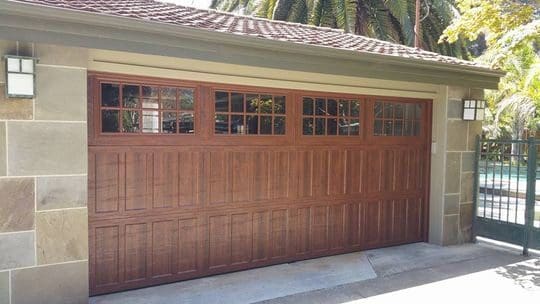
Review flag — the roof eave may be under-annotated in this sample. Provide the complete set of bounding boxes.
[0,0,505,88]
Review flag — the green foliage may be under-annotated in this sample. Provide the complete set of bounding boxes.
[210,0,470,58]
[440,0,536,45]
[444,1,540,140]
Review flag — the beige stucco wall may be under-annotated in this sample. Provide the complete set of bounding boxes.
[0,41,483,303]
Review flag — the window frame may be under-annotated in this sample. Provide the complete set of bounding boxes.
[89,73,203,146]
[89,72,431,147]
[365,96,429,145]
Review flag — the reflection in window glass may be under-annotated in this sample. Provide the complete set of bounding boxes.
[122,85,139,108]
[231,115,244,134]
[142,110,159,133]
[162,112,177,133]
[231,93,244,113]
[180,89,194,110]
[179,112,194,134]
[101,83,119,107]
[260,116,272,134]
[274,116,286,135]
[122,111,140,133]
[215,114,229,134]
[102,110,119,132]
[99,82,195,135]
[302,96,361,136]
[373,101,422,136]
[214,90,286,135]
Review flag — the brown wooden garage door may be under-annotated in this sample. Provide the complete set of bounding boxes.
[88,72,432,295]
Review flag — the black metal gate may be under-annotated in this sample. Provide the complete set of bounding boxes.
[474,137,540,255]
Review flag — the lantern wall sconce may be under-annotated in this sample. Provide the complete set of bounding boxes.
[462,99,486,121]
[4,55,37,99]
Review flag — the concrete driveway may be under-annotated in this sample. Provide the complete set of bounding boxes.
[91,241,539,304]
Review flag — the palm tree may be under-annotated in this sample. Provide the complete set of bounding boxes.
[209,0,470,58]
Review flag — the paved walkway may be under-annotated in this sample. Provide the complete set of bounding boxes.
[91,242,539,304]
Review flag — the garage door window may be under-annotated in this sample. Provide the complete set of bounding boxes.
[374,101,421,136]
[214,91,286,135]
[100,82,195,134]
[302,97,361,136]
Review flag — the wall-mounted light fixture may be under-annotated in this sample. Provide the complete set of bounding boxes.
[463,99,485,121]
[4,55,37,99]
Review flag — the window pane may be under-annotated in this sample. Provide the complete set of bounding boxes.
[142,86,158,98]
[246,115,258,134]
[215,114,229,134]
[179,112,194,134]
[404,120,413,136]
[274,96,286,114]
[415,104,422,119]
[303,118,313,135]
[162,112,177,133]
[395,103,404,119]
[351,100,360,116]
[338,118,349,135]
[384,103,393,118]
[384,120,393,135]
[374,102,383,119]
[303,98,314,115]
[246,94,258,113]
[161,87,176,100]
[315,118,325,135]
[260,116,272,134]
[339,100,349,116]
[405,104,415,120]
[122,111,140,133]
[274,116,286,135]
[259,95,273,114]
[350,119,360,135]
[230,115,244,134]
[231,93,244,113]
[315,98,326,115]
[101,83,119,107]
[122,85,140,108]
[142,98,158,109]
[162,99,176,110]
[180,89,194,110]
[374,120,383,136]
[413,120,420,136]
[102,110,119,132]
[394,120,403,136]
[215,91,229,112]
[327,118,337,135]
[142,110,159,133]
[327,99,337,116]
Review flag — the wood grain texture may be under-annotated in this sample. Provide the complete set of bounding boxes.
[88,73,432,295]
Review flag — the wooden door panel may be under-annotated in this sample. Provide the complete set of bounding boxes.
[151,220,176,278]
[125,152,150,212]
[252,211,270,262]
[153,152,179,209]
[178,152,199,207]
[93,152,121,214]
[93,225,120,287]
[231,213,252,265]
[124,223,148,283]
[270,209,288,259]
[177,218,199,274]
[208,214,231,269]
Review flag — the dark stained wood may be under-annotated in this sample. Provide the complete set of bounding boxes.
[88,72,432,295]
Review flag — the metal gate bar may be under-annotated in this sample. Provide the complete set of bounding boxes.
[474,136,539,255]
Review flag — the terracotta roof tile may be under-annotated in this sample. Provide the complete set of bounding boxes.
[10,0,485,68]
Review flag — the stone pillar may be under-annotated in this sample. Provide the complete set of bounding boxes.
[442,86,484,245]
[0,41,89,304]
